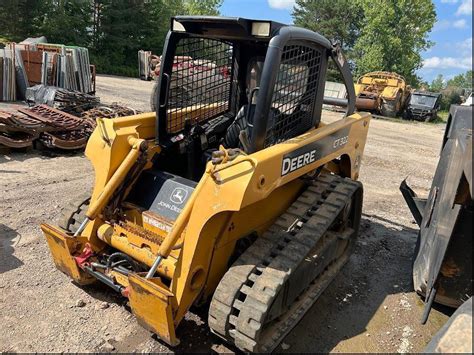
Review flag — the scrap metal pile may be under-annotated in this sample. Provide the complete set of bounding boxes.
[81,104,140,132]
[0,103,141,150]
[25,84,100,115]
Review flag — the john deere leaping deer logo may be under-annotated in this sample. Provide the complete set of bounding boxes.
[170,187,188,204]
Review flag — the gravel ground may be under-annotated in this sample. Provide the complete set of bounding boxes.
[0,75,452,353]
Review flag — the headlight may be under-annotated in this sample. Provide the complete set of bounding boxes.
[251,22,271,37]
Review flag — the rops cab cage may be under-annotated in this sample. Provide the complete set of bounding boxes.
[154,17,356,154]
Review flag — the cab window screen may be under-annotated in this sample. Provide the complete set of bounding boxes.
[265,44,323,147]
[167,37,234,134]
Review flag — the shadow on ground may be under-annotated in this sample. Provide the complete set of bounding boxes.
[0,224,24,273]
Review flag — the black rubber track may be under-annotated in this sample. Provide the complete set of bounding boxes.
[208,173,363,352]
[58,194,91,233]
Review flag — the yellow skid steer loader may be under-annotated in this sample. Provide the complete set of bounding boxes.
[41,16,371,352]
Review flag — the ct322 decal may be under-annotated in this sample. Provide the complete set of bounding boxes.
[281,127,350,176]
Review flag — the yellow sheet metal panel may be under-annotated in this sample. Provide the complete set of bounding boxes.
[85,113,159,219]
[202,179,304,301]
[354,83,365,96]
[381,86,400,100]
[170,113,371,322]
[128,273,179,346]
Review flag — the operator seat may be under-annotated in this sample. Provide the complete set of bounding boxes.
[223,104,255,149]
[223,104,279,151]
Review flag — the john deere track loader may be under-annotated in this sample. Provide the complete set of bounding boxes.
[41,17,371,352]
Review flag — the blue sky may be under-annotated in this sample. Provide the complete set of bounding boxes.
[220,0,472,83]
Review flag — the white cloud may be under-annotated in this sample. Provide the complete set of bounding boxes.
[453,19,467,28]
[267,0,295,10]
[456,0,472,15]
[434,17,471,30]
[423,56,472,69]
[441,0,458,3]
[457,37,473,54]
[433,19,451,31]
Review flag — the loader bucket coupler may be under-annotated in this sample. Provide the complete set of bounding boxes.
[40,224,95,285]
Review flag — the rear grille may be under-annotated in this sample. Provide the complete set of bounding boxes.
[166,37,235,134]
[265,44,322,147]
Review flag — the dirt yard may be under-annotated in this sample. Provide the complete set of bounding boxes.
[0,75,451,353]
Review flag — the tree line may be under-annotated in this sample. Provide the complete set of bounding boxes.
[0,0,221,76]
[428,71,473,109]
[1,0,469,95]
[293,0,437,86]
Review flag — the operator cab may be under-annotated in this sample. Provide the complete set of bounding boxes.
[151,16,355,181]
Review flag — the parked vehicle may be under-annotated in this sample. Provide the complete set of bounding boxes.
[354,71,411,117]
[403,91,441,122]
[41,16,370,353]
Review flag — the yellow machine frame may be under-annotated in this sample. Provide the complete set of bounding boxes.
[41,109,370,345]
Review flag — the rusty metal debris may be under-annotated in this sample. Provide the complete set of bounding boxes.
[25,85,100,115]
[39,131,88,150]
[0,106,87,150]
[0,111,47,131]
[0,111,41,148]
[0,103,140,150]
[81,104,141,132]
[19,105,85,131]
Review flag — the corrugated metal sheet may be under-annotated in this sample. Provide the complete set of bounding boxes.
[1,40,94,102]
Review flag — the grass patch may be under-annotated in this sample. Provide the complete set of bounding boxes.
[436,110,449,122]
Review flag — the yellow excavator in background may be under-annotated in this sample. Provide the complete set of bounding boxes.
[41,16,371,352]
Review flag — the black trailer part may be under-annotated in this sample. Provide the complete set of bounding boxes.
[400,105,473,321]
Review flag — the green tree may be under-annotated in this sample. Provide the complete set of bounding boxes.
[439,87,462,110]
[89,0,222,75]
[89,0,151,75]
[0,0,47,42]
[183,0,222,15]
[293,0,363,50]
[40,0,92,47]
[447,70,473,90]
[430,74,445,92]
[352,0,436,86]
